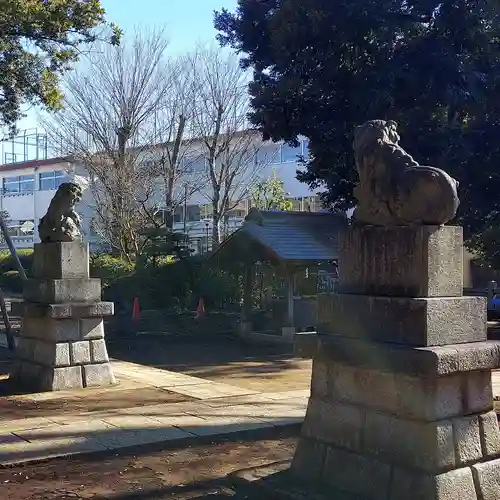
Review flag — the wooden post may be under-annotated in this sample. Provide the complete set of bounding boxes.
[286,265,294,327]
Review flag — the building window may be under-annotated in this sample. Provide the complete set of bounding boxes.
[39,170,67,191]
[3,175,35,194]
[226,209,246,218]
[173,206,183,223]
[185,155,206,174]
[281,143,302,163]
[186,205,201,222]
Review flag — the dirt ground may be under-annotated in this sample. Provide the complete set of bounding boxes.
[107,335,312,394]
[0,428,298,500]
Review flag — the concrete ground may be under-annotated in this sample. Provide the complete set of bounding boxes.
[0,339,309,467]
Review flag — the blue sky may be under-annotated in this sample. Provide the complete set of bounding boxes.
[103,0,238,54]
[17,0,238,130]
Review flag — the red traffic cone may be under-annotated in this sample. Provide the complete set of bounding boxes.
[132,297,141,321]
[195,298,205,319]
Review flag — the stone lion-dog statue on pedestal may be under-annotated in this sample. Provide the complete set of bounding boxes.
[352,120,459,226]
[38,182,83,243]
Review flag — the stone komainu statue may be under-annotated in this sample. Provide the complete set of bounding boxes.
[38,182,83,243]
[352,120,459,226]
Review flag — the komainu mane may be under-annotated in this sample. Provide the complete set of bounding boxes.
[352,120,459,226]
[38,182,83,243]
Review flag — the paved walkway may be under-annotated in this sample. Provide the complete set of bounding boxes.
[0,359,308,467]
[1,347,500,468]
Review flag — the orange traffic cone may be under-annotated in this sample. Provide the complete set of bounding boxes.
[132,297,141,321]
[195,298,205,319]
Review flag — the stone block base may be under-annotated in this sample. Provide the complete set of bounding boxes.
[23,278,102,303]
[230,458,500,500]
[15,307,115,391]
[317,293,486,346]
[290,443,500,500]
[13,362,116,391]
[338,225,463,297]
[33,241,90,279]
[291,338,500,499]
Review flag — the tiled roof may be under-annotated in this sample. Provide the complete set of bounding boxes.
[211,208,347,264]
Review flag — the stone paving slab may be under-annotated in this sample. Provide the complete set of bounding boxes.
[0,391,307,467]
[0,351,308,466]
[164,380,258,399]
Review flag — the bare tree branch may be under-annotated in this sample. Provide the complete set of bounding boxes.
[188,45,266,247]
[40,27,202,261]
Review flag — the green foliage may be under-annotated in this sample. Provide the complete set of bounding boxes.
[252,169,293,211]
[0,0,121,132]
[103,255,244,313]
[0,249,33,292]
[89,253,133,288]
[137,226,192,269]
[215,0,500,266]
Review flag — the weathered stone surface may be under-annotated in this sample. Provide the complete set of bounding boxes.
[316,337,500,377]
[389,467,478,500]
[464,370,493,415]
[472,459,500,500]
[90,339,109,363]
[16,336,36,360]
[317,294,486,346]
[362,411,455,472]
[322,446,391,499]
[290,438,327,482]
[293,332,318,359]
[39,366,83,391]
[16,361,42,382]
[435,468,478,500]
[310,359,330,399]
[453,416,482,465]
[33,341,70,367]
[339,225,463,297]
[399,374,462,421]
[352,120,459,227]
[390,467,434,500]
[38,182,83,243]
[302,399,363,452]
[24,301,114,319]
[479,411,500,458]
[71,341,91,364]
[33,241,89,279]
[21,317,80,342]
[23,278,101,304]
[331,363,399,413]
[80,318,105,340]
[83,363,116,387]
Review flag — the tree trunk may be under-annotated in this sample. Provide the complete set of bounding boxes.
[211,211,220,249]
[211,187,221,250]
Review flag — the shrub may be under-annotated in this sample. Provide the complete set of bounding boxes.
[0,249,33,293]
[103,255,244,313]
[89,254,134,288]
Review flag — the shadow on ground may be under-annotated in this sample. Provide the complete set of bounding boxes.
[0,426,299,500]
[107,334,306,379]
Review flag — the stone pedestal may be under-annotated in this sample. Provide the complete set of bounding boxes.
[13,242,116,391]
[292,225,500,500]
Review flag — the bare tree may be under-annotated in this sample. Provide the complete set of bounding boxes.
[42,28,201,262]
[188,46,264,247]
[145,56,204,231]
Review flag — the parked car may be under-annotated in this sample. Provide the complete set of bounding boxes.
[488,294,500,320]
